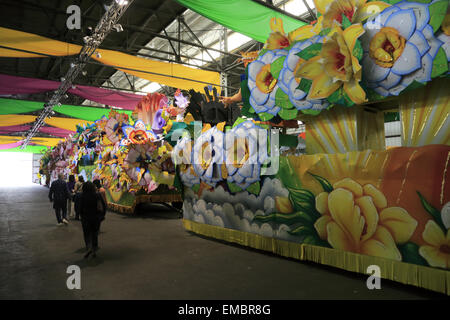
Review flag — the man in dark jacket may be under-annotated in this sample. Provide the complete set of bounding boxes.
[49,173,70,225]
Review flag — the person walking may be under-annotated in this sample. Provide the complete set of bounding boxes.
[48,173,70,225]
[73,175,84,220]
[67,175,76,219]
[80,181,106,259]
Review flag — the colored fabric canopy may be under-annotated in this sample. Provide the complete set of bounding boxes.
[0,97,132,120]
[0,27,221,91]
[0,125,74,138]
[0,125,31,134]
[0,98,44,114]
[0,141,23,150]
[0,74,143,110]
[45,117,92,132]
[175,0,307,43]
[0,114,91,131]
[53,104,132,121]
[0,145,47,153]
[38,127,74,138]
[0,115,36,126]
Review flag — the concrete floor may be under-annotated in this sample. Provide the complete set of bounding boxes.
[0,184,446,300]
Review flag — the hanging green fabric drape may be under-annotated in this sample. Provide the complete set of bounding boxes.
[0,98,44,115]
[0,145,47,153]
[53,104,133,121]
[175,0,307,43]
[0,97,133,121]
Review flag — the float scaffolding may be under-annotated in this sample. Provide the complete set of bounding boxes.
[176,0,450,295]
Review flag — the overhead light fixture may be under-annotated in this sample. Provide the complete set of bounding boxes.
[82,70,87,76]
[116,0,129,5]
[113,24,123,32]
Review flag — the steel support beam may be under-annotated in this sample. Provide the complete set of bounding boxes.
[21,0,134,148]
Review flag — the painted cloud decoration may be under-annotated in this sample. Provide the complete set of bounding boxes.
[360,1,444,96]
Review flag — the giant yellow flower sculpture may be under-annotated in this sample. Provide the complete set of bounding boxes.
[314,0,390,28]
[296,24,367,104]
[419,221,450,269]
[314,178,417,260]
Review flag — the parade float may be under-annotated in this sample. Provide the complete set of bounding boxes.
[39,89,197,213]
[175,0,450,295]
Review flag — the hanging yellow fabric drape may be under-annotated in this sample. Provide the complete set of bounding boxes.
[0,135,22,144]
[0,115,37,126]
[94,49,221,92]
[30,137,61,147]
[399,79,450,146]
[44,117,92,132]
[0,27,81,57]
[0,27,221,91]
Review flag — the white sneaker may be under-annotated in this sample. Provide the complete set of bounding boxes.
[63,219,69,224]
[57,222,63,226]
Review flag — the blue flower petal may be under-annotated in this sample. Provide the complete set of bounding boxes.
[388,83,406,96]
[373,86,389,97]
[237,164,253,178]
[408,30,430,56]
[251,87,269,105]
[248,60,264,82]
[288,78,306,100]
[267,106,281,115]
[379,72,402,90]
[385,9,416,40]
[376,5,400,26]
[260,51,275,64]
[292,99,313,110]
[401,53,433,84]
[395,1,430,31]
[362,54,390,82]
[422,25,443,59]
[278,68,290,94]
[250,95,268,113]
[391,42,422,75]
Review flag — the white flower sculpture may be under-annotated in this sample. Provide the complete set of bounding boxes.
[360,1,444,96]
[225,121,267,190]
[278,35,330,110]
[192,127,225,186]
[173,136,200,187]
[248,49,288,115]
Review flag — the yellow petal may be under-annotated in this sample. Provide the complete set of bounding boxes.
[343,23,365,52]
[308,73,341,100]
[315,215,333,240]
[343,79,367,104]
[184,112,195,124]
[315,192,329,215]
[333,178,363,197]
[312,16,324,35]
[288,25,314,43]
[355,196,379,241]
[216,121,226,132]
[327,221,357,252]
[328,188,364,245]
[270,17,285,34]
[355,1,391,22]
[313,0,332,15]
[202,123,211,133]
[379,207,418,244]
[295,56,323,79]
[275,196,294,214]
[362,184,387,209]
[421,220,446,247]
[361,226,401,260]
[419,245,448,269]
